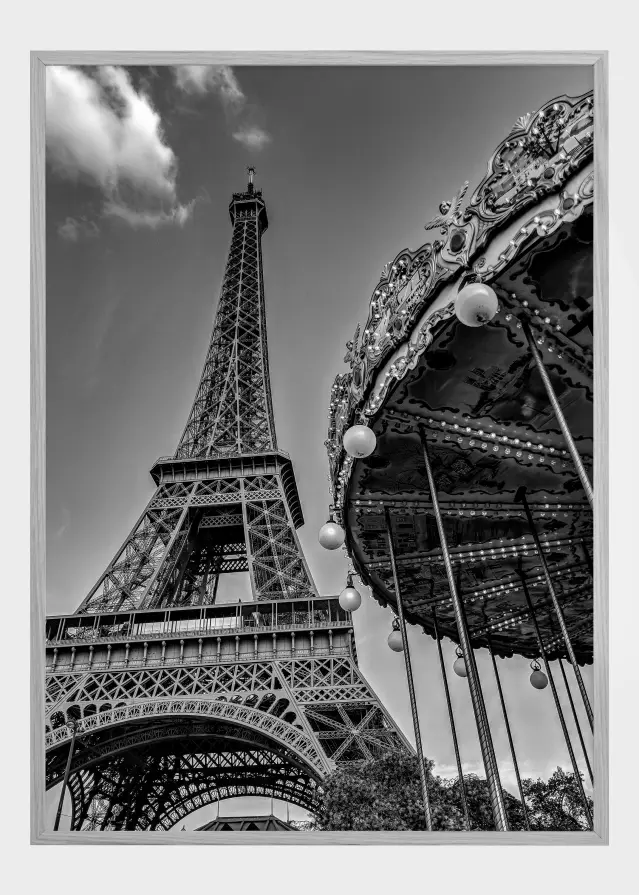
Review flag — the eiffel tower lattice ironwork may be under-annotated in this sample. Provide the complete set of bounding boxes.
[45,173,409,831]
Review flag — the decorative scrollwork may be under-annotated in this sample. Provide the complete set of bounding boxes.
[469,93,594,226]
[45,697,330,775]
[424,180,469,233]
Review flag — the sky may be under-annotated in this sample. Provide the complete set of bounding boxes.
[45,63,594,829]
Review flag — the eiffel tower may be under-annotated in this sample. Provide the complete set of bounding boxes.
[45,170,409,831]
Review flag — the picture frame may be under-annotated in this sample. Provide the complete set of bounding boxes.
[31,50,608,845]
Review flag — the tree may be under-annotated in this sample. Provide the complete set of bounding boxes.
[442,773,527,831]
[522,767,593,831]
[312,752,462,831]
[312,754,591,832]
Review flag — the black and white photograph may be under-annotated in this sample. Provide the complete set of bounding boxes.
[36,57,603,840]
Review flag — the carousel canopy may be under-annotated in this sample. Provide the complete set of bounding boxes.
[325,91,594,664]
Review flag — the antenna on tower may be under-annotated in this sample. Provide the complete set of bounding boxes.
[247,165,256,192]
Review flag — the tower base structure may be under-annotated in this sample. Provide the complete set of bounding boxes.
[46,596,408,830]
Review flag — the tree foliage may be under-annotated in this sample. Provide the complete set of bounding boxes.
[312,753,592,832]
[522,766,592,830]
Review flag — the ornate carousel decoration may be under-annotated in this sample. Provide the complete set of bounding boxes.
[323,90,595,832]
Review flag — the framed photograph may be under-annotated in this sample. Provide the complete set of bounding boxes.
[32,52,607,844]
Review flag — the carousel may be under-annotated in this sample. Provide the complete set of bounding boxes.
[320,90,595,832]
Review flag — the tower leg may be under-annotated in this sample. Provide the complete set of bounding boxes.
[53,722,78,832]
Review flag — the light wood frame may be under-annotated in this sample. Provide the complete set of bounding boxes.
[31,50,608,845]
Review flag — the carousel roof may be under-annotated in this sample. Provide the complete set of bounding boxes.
[325,91,594,664]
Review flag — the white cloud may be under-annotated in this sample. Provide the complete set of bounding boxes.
[46,66,194,229]
[173,65,245,110]
[174,65,271,152]
[54,505,71,539]
[233,125,271,151]
[102,199,195,230]
[57,216,100,242]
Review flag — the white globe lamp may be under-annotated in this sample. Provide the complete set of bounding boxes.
[387,618,404,652]
[453,648,468,677]
[529,661,548,690]
[455,282,499,327]
[339,574,362,612]
[318,519,345,550]
[343,425,376,459]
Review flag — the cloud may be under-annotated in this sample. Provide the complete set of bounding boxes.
[173,65,245,110]
[233,125,271,151]
[57,216,100,242]
[46,65,194,229]
[173,65,271,152]
[102,198,195,230]
[84,290,123,393]
[54,505,71,539]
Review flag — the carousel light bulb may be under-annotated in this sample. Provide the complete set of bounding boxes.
[455,283,499,327]
[530,664,549,690]
[453,655,468,677]
[343,424,376,459]
[318,519,345,550]
[339,574,362,612]
[387,620,404,652]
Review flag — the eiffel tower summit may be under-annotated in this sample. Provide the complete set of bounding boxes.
[45,169,408,831]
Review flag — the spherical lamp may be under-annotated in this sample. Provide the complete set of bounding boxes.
[339,574,362,612]
[318,518,345,550]
[529,660,548,690]
[453,647,468,677]
[455,282,499,327]
[387,618,404,652]
[343,425,376,459]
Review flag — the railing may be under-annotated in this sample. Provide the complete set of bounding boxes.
[46,646,352,673]
[153,448,292,465]
[45,618,352,648]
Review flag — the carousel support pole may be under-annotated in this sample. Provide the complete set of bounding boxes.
[53,719,79,832]
[519,571,593,829]
[385,508,433,832]
[486,636,531,831]
[558,656,594,786]
[515,485,594,733]
[522,320,593,508]
[432,606,471,831]
[419,429,509,832]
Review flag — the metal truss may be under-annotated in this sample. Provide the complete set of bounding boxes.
[49,179,408,830]
[47,697,329,775]
[76,474,317,613]
[66,738,321,830]
[175,189,276,459]
[45,653,409,828]
[45,656,407,770]
[244,475,317,600]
